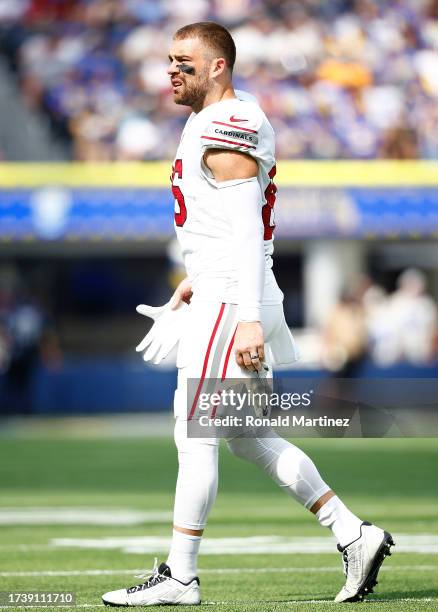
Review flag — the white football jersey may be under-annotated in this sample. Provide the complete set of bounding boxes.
[171,92,283,306]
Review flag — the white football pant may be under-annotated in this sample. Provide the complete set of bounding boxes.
[172,301,331,530]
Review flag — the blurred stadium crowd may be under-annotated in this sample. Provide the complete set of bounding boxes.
[321,269,438,375]
[0,0,437,160]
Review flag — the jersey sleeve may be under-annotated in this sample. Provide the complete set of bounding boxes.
[200,102,265,159]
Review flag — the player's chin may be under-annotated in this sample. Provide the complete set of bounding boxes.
[173,93,185,105]
[173,88,196,105]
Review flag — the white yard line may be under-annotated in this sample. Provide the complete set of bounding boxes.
[49,534,438,554]
[203,599,436,605]
[0,565,437,577]
[0,508,172,526]
[2,533,438,556]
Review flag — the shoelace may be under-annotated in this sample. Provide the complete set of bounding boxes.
[128,558,164,592]
[342,549,349,577]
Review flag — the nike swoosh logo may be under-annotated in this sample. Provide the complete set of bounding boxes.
[229,115,248,122]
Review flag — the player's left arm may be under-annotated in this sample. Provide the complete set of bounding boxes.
[204,149,265,372]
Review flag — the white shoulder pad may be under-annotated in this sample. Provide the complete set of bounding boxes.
[200,99,264,156]
[235,89,258,103]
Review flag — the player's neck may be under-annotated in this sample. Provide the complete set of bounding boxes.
[192,85,236,114]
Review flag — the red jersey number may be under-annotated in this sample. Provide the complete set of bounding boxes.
[171,159,187,227]
[262,165,277,240]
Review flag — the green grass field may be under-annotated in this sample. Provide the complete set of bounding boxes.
[0,435,437,611]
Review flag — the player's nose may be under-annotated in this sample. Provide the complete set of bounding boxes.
[167,61,180,76]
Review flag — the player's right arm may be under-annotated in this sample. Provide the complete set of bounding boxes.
[202,149,258,181]
[203,148,265,372]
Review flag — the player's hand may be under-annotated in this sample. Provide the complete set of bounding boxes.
[136,300,188,364]
[170,277,193,309]
[234,321,265,372]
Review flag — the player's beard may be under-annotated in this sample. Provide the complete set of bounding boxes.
[174,66,210,109]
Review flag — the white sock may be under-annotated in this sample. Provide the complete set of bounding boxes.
[316,495,363,547]
[166,529,201,582]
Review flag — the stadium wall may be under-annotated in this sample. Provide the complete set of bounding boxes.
[2,358,438,415]
[0,162,437,243]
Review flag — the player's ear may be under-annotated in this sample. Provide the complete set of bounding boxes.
[210,57,226,79]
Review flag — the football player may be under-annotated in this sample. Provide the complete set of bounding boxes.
[102,22,393,607]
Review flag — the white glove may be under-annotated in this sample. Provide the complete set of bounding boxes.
[135,300,188,364]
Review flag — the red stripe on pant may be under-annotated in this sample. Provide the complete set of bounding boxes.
[210,326,238,419]
[188,303,226,421]
[221,327,237,381]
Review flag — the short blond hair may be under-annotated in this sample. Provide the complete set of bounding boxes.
[174,21,236,72]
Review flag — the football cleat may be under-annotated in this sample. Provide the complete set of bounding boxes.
[335,522,394,603]
[102,560,200,607]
